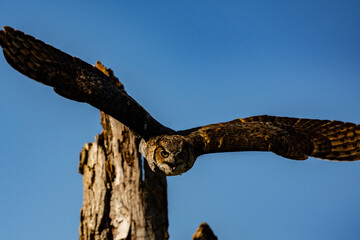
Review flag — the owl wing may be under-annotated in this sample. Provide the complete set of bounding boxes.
[0,26,173,140]
[184,115,360,161]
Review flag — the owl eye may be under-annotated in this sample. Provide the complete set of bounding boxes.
[160,149,169,158]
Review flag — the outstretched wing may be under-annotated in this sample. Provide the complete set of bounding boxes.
[0,26,173,140]
[184,115,360,161]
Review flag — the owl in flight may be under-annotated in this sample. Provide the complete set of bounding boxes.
[1,26,360,176]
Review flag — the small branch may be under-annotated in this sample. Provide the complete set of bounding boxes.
[192,222,218,240]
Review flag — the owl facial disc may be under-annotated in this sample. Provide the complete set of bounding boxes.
[139,135,196,176]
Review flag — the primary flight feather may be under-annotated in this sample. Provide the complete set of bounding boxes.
[1,26,359,176]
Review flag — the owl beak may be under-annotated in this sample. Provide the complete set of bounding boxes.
[166,162,176,172]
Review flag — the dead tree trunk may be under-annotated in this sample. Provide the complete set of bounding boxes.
[77,62,217,240]
[78,63,168,240]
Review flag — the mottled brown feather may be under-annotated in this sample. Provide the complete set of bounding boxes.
[184,115,360,161]
[2,26,360,174]
[0,26,172,140]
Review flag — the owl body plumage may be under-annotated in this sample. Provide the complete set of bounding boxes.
[1,26,360,176]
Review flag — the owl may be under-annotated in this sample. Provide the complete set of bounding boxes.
[1,26,360,176]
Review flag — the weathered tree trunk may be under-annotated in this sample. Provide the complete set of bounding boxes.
[77,62,217,240]
[78,63,168,240]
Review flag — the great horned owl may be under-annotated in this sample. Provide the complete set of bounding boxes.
[1,26,360,176]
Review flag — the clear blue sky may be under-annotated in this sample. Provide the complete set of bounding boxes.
[1,1,360,239]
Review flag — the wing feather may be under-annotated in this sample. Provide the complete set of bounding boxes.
[0,26,173,139]
[185,115,360,161]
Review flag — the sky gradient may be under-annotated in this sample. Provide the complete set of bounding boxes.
[1,1,360,239]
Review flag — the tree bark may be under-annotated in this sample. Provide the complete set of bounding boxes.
[78,63,168,240]
[77,63,217,240]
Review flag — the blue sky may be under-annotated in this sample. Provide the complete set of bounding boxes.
[1,1,360,239]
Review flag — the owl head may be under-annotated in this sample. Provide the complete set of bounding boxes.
[139,135,196,176]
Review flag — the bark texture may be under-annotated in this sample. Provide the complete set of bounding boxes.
[78,63,168,240]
